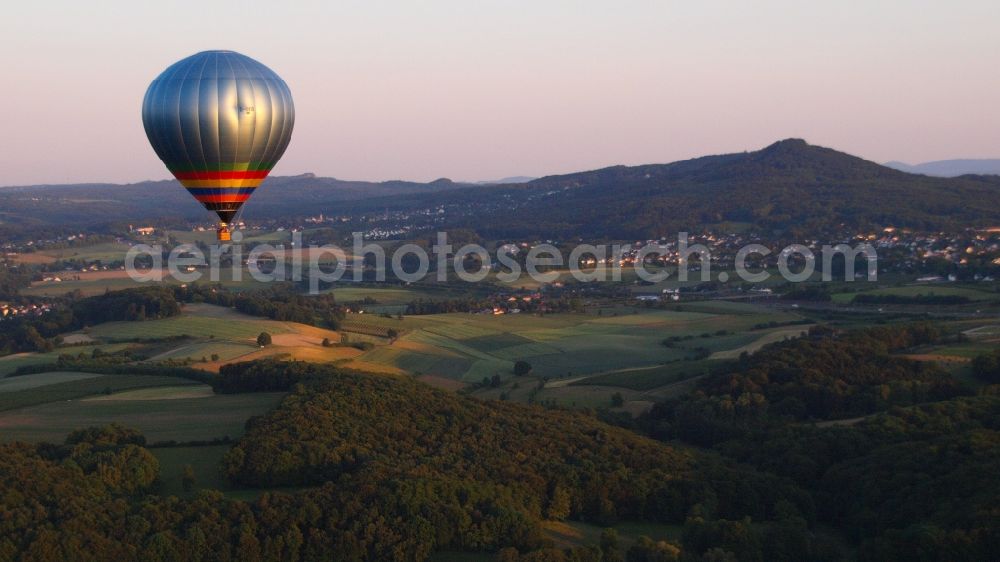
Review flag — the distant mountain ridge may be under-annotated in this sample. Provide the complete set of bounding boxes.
[884,159,1000,177]
[0,175,476,230]
[473,176,535,185]
[3,139,999,239]
[451,138,1000,238]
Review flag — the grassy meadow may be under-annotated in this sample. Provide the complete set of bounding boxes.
[830,282,1000,304]
[2,293,808,416]
[0,390,284,443]
[0,373,202,411]
[336,302,806,411]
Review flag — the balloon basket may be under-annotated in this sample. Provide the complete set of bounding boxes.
[217,225,231,242]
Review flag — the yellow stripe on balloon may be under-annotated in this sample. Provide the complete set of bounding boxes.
[178,179,264,188]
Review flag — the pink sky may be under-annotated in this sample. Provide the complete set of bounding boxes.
[1,0,998,185]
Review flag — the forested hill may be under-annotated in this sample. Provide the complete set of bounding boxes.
[0,364,827,561]
[451,139,1000,238]
[5,139,1000,238]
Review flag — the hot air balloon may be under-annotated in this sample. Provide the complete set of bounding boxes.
[142,50,294,241]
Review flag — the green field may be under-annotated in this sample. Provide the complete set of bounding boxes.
[532,384,645,409]
[832,283,1000,304]
[916,342,994,359]
[675,299,782,314]
[88,311,292,341]
[35,242,133,263]
[326,285,447,304]
[0,373,201,411]
[963,324,1000,338]
[340,312,436,337]
[0,391,285,443]
[0,343,134,375]
[3,304,343,377]
[85,385,215,401]
[24,276,145,297]
[629,267,808,294]
[150,341,259,362]
[0,371,102,392]
[348,304,802,386]
[23,266,276,297]
[451,303,806,411]
[710,326,811,359]
[573,359,727,391]
[9,282,807,416]
[327,285,424,315]
[0,352,63,377]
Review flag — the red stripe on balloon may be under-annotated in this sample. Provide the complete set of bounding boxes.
[192,195,253,203]
[173,170,270,180]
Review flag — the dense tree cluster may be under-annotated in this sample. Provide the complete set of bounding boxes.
[780,285,832,302]
[216,365,830,558]
[405,297,493,315]
[0,363,831,561]
[256,331,272,347]
[0,265,33,300]
[0,286,181,354]
[73,286,180,323]
[0,424,161,558]
[0,424,643,560]
[10,358,213,384]
[2,317,996,559]
[971,348,1000,383]
[405,296,582,316]
[223,368,706,509]
[643,324,962,447]
[637,322,999,559]
[824,422,1000,559]
[745,394,1000,560]
[174,283,345,329]
[214,359,325,393]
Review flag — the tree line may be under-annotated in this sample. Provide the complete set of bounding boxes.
[636,323,999,559]
[0,286,181,354]
[174,283,346,329]
[0,360,846,561]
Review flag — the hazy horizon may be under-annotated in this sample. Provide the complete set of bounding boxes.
[2,0,998,186]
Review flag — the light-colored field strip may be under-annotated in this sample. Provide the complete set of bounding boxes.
[962,325,1000,337]
[61,334,96,344]
[83,385,215,401]
[814,415,871,428]
[0,392,286,443]
[0,372,103,393]
[710,327,810,360]
[544,375,592,388]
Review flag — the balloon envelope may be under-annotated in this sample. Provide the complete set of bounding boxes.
[141,50,294,224]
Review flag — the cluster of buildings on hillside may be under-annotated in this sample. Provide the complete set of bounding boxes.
[6,220,1000,282]
[0,302,51,320]
[2,233,93,253]
[500,228,1000,274]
